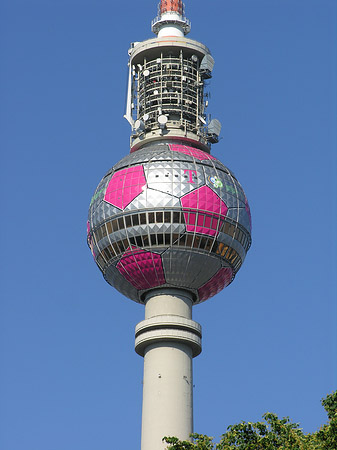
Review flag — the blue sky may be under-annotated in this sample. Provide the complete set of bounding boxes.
[1,0,336,449]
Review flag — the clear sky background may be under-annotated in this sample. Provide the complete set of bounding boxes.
[1,0,336,449]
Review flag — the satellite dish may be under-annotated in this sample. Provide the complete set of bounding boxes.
[134,119,145,133]
[158,115,168,129]
[143,69,150,77]
[143,114,149,121]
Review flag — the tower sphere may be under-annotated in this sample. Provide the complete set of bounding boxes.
[87,142,251,303]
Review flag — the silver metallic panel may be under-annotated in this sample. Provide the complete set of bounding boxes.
[124,188,181,211]
[161,249,221,290]
[202,166,246,207]
[104,262,139,301]
[226,207,251,234]
[91,202,121,229]
[144,162,205,197]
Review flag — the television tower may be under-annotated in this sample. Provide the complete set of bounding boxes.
[87,1,252,449]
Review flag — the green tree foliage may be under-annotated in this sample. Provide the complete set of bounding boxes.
[163,391,336,450]
[312,392,337,450]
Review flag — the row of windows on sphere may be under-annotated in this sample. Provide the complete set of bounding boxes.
[90,210,251,252]
[94,232,242,276]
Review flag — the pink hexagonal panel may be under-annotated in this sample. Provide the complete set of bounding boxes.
[169,144,217,161]
[104,165,146,210]
[198,267,233,301]
[117,246,166,290]
[181,186,228,236]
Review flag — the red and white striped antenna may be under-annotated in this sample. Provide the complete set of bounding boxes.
[152,0,190,37]
[159,0,184,15]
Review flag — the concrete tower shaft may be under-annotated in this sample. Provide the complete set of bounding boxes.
[135,289,201,449]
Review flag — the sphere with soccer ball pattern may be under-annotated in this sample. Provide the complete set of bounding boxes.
[87,143,251,303]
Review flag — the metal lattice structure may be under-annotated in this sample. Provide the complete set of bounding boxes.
[137,56,203,133]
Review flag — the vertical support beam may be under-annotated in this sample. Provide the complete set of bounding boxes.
[135,289,202,450]
[180,50,184,124]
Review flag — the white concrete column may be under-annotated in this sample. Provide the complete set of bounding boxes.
[144,289,192,319]
[135,289,201,450]
[157,25,184,38]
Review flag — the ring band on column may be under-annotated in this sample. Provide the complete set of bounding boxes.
[135,315,202,357]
